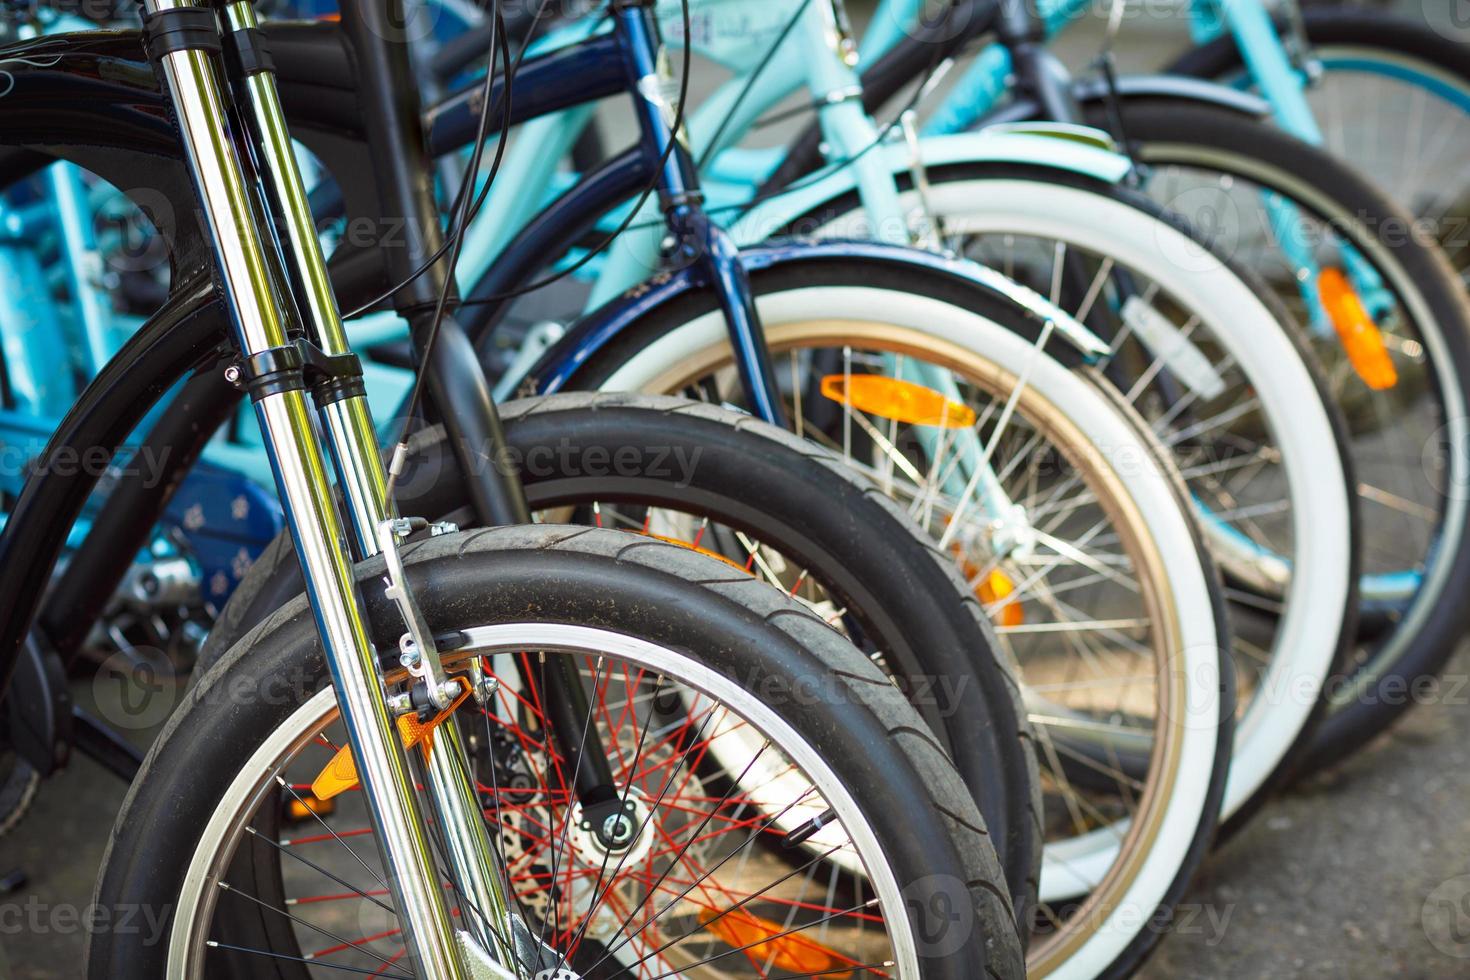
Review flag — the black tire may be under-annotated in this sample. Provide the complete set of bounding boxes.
[1082,96,1470,776]
[525,258,1236,979]
[196,394,1043,932]
[90,526,1024,979]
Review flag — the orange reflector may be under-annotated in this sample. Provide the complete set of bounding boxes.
[312,678,473,801]
[699,908,853,978]
[286,793,336,823]
[1318,268,1398,390]
[976,569,1025,628]
[950,540,1025,628]
[820,374,976,428]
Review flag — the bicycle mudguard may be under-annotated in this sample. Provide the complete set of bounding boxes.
[727,129,1130,252]
[523,239,1111,397]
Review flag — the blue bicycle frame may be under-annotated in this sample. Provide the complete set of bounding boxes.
[856,0,1398,333]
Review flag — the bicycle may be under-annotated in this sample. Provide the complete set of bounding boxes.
[0,0,1038,976]
[834,0,1470,776]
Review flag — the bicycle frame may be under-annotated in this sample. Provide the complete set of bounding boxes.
[0,1,857,969]
[0,0,1120,691]
[856,0,1393,332]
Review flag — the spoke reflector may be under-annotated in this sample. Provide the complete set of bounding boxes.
[820,374,976,428]
[699,907,854,977]
[976,569,1024,628]
[1319,268,1398,390]
[285,793,337,822]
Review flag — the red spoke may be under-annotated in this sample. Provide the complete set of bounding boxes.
[368,948,409,979]
[290,888,391,906]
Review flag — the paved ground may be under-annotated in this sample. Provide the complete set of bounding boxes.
[7,2,1470,979]
[6,645,1470,978]
[1140,644,1470,979]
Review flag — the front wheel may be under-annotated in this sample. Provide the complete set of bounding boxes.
[195,394,1044,932]
[88,526,1023,979]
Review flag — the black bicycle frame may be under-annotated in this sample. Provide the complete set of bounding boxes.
[0,0,787,799]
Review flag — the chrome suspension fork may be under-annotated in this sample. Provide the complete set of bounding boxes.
[140,1,508,975]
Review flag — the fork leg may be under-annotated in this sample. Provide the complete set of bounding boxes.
[140,2,465,974]
[213,3,524,960]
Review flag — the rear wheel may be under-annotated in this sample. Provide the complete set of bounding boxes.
[783,164,1358,825]
[89,527,1024,979]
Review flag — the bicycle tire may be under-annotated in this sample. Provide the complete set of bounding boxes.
[194,394,1045,935]
[546,257,1234,980]
[90,525,1024,979]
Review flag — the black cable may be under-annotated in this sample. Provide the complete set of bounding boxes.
[385,4,512,499]
[454,14,949,310]
[694,0,809,170]
[341,0,610,323]
[458,0,695,304]
[341,1,515,322]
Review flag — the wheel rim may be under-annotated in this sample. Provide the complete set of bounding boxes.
[1227,47,1470,285]
[1122,140,1467,711]
[167,624,920,979]
[614,319,1197,974]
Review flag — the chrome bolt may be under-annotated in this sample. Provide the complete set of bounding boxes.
[602,813,635,847]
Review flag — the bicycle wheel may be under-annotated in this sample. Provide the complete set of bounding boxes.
[194,394,1044,934]
[555,258,1234,979]
[1169,4,1470,284]
[1083,96,1470,774]
[776,162,1358,827]
[88,526,1023,979]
